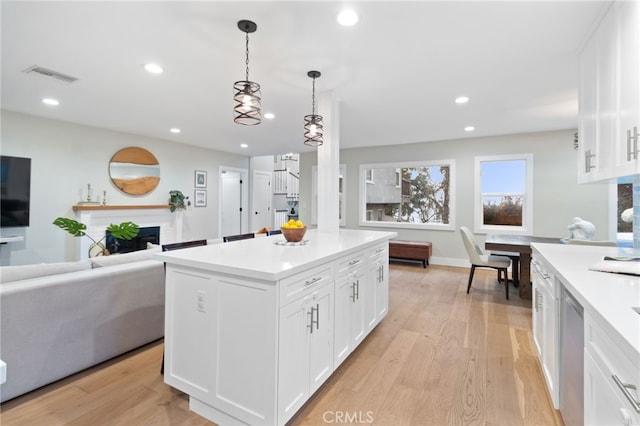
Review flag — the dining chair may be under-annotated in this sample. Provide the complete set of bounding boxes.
[222,233,255,243]
[459,226,512,299]
[566,239,617,246]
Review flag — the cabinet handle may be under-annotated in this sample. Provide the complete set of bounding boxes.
[307,307,314,334]
[585,149,596,172]
[627,127,639,161]
[612,375,640,413]
[355,279,360,300]
[305,277,322,286]
[376,247,385,253]
[348,259,361,266]
[314,303,320,331]
[351,281,357,302]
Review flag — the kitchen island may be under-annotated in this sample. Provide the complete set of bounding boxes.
[154,229,396,426]
[531,243,640,424]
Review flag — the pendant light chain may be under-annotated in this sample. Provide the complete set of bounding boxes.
[311,76,316,116]
[245,31,250,82]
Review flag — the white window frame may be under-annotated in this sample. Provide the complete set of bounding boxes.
[359,160,456,231]
[474,153,534,235]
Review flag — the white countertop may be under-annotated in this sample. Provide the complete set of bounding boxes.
[154,229,397,282]
[531,243,640,362]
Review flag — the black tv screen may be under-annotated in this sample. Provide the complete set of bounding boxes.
[1,155,31,227]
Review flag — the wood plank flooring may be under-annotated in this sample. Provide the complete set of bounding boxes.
[0,264,563,426]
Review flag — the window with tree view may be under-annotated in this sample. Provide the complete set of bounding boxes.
[360,161,455,229]
[475,154,533,233]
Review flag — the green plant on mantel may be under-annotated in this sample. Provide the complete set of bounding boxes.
[53,217,140,257]
[169,190,191,212]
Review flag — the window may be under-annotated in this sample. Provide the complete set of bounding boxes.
[615,176,633,245]
[474,154,533,234]
[359,160,455,230]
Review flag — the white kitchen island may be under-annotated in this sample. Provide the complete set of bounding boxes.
[154,229,396,426]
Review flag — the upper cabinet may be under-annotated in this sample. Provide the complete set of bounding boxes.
[578,1,640,183]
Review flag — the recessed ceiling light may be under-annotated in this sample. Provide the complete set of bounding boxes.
[337,9,359,26]
[464,126,475,132]
[170,128,181,134]
[264,112,275,119]
[240,143,248,148]
[455,96,469,104]
[42,98,59,106]
[144,63,163,74]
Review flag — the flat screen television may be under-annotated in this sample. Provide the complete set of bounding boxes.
[1,155,31,227]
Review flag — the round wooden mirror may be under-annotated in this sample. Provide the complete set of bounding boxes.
[109,147,160,195]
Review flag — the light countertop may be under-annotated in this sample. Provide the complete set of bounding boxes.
[154,229,397,282]
[531,243,640,363]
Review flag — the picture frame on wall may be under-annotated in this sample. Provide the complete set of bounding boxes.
[194,190,207,207]
[195,170,207,188]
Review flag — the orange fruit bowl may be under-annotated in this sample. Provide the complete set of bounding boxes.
[281,226,307,243]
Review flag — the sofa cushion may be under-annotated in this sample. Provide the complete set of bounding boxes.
[0,260,92,284]
[91,245,162,268]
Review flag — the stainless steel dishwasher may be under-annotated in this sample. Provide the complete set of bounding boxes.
[560,287,584,426]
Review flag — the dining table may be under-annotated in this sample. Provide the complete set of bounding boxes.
[484,234,561,299]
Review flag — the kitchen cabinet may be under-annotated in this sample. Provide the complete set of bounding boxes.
[158,229,395,426]
[278,280,334,421]
[367,243,389,327]
[578,1,640,182]
[531,243,640,426]
[531,254,560,408]
[584,311,640,425]
[334,251,366,367]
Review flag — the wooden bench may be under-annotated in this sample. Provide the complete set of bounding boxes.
[389,240,432,268]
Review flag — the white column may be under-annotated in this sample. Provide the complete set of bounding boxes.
[316,91,340,233]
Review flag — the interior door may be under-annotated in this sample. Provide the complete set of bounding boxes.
[251,170,271,231]
[220,167,248,238]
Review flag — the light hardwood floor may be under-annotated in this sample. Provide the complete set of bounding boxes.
[0,264,563,426]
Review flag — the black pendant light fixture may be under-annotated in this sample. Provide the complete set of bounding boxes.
[304,71,324,146]
[233,20,261,126]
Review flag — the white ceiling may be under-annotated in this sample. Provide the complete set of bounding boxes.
[1,1,610,157]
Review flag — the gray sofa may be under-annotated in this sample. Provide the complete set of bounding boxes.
[0,248,165,402]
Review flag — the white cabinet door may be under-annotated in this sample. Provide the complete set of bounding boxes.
[308,284,334,394]
[541,282,558,407]
[375,258,389,320]
[615,0,640,175]
[579,23,599,183]
[278,297,310,420]
[532,280,544,358]
[349,268,366,348]
[333,274,352,367]
[278,282,334,422]
[585,350,640,426]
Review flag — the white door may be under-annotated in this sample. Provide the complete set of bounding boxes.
[220,167,248,238]
[251,170,271,231]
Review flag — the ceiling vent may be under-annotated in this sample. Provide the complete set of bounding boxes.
[22,65,78,83]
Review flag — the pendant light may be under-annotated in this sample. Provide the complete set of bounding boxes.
[304,71,324,146]
[233,20,261,125]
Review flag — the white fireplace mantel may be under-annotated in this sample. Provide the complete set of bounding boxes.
[73,205,183,259]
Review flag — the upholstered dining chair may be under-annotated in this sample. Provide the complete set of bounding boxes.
[459,226,512,299]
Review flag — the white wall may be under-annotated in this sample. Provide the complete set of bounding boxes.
[1,110,249,265]
[299,129,610,265]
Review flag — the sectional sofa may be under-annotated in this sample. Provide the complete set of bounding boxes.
[0,247,165,402]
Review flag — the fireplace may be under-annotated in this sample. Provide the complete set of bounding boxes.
[105,226,160,254]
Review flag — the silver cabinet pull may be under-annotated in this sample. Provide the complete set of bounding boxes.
[585,149,596,172]
[307,307,314,334]
[627,127,639,161]
[313,303,319,331]
[612,375,640,413]
[355,279,360,300]
[376,247,385,253]
[348,259,361,266]
[305,277,322,286]
[351,281,357,302]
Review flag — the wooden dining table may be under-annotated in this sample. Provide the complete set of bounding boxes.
[485,234,561,299]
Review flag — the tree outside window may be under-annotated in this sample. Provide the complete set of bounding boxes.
[360,161,455,230]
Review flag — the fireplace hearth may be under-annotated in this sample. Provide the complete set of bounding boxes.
[105,226,160,254]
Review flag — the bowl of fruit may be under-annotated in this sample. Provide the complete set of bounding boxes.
[281,219,307,243]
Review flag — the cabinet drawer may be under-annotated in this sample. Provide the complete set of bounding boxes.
[368,243,388,262]
[336,251,366,275]
[531,255,559,298]
[279,263,334,307]
[585,311,640,415]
